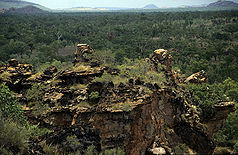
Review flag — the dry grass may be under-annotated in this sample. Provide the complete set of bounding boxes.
[70,84,87,90]
[0,71,11,81]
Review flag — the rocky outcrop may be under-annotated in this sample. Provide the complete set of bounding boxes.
[204,101,236,136]
[150,49,172,72]
[73,44,95,64]
[4,46,235,154]
[0,59,32,91]
[185,70,208,84]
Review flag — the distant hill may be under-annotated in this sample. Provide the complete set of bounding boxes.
[5,5,47,14]
[143,4,159,9]
[0,0,50,11]
[207,0,238,7]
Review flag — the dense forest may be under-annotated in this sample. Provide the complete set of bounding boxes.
[0,11,238,82]
[0,10,238,154]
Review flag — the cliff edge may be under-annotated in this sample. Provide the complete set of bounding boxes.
[0,44,235,154]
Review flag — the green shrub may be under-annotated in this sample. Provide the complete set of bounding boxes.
[93,58,166,86]
[222,78,238,102]
[0,71,11,82]
[89,91,100,104]
[215,104,238,147]
[91,50,116,67]
[35,59,70,73]
[93,73,127,85]
[100,148,125,155]
[25,83,46,106]
[27,124,51,139]
[0,84,25,123]
[173,144,189,154]
[85,145,95,155]
[186,78,238,152]
[25,83,49,116]
[185,83,219,121]
[0,114,28,154]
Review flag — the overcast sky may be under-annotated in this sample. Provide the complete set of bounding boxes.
[24,0,238,9]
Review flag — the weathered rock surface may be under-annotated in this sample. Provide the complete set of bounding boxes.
[73,44,95,64]
[0,59,32,91]
[3,47,236,154]
[204,101,236,137]
[185,70,208,84]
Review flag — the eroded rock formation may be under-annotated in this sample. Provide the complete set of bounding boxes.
[0,47,235,155]
[73,44,95,64]
[185,70,208,84]
[0,59,32,91]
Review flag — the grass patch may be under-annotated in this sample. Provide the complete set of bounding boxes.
[93,73,127,85]
[112,102,134,112]
[0,71,11,81]
[71,64,90,72]
[70,84,87,90]
[76,101,92,108]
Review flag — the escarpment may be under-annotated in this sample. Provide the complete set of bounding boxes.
[0,44,235,154]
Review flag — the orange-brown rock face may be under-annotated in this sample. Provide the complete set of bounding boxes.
[204,102,236,137]
[73,44,95,64]
[150,49,173,72]
[185,70,208,84]
[4,46,235,155]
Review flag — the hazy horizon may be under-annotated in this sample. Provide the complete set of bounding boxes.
[23,0,238,9]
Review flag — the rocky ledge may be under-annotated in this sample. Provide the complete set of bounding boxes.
[0,44,235,154]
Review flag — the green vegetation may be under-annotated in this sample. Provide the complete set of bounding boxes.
[101,147,125,155]
[0,10,238,154]
[0,115,28,154]
[186,78,238,151]
[93,58,166,86]
[0,71,11,82]
[76,101,92,108]
[173,144,190,154]
[93,73,127,85]
[89,91,100,104]
[186,78,238,121]
[0,84,52,154]
[25,83,46,106]
[35,59,70,72]
[25,83,50,116]
[215,104,238,151]
[0,11,238,83]
[70,84,87,90]
[0,84,25,123]
[112,102,134,112]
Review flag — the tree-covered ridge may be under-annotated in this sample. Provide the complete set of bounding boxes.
[0,11,238,83]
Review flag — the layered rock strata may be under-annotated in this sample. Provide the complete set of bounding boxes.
[0,46,235,155]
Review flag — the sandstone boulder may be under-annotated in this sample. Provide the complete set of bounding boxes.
[185,70,208,84]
